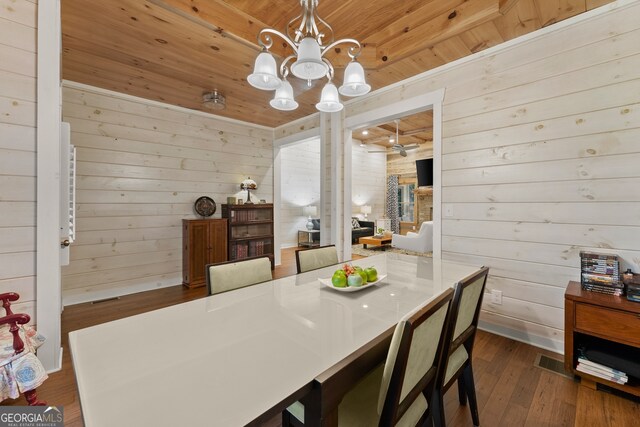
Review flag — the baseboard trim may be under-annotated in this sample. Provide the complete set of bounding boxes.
[478,319,564,355]
[63,276,180,306]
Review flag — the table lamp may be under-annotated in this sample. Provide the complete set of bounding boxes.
[240,177,257,204]
[360,205,371,219]
[303,205,317,230]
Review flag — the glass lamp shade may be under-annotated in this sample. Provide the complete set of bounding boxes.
[291,37,329,80]
[316,82,343,112]
[270,80,299,111]
[240,178,257,190]
[248,52,282,90]
[339,61,371,97]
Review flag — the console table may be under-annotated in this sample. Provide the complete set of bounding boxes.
[564,281,640,397]
[297,229,319,248]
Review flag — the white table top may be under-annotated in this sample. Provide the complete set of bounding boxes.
[69,253,480,427]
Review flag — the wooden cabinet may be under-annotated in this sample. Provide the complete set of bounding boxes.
[182,219,227,288]
[564,281,640,396]
[221,204,274,268]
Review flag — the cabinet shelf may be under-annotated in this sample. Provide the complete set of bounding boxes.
[565,281,640,398]
[229,234,274,242]
[222,204,274,269]
[229,220,273,226]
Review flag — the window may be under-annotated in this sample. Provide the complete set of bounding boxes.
[398,183,415,222]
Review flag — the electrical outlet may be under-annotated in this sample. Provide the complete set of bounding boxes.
[490,289,503,305]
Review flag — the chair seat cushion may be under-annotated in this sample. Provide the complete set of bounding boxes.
[0,325,46,360]
[286,364,428,426]
[0,352,48,402]
[445,345,469,384]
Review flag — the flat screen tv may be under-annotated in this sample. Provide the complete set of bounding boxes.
[416,159,433,187]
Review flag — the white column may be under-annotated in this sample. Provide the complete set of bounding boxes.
[36,0,62,372]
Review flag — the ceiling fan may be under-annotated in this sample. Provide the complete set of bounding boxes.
[367,119,419,157]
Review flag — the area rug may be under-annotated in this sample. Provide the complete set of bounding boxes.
[351,244,433,258]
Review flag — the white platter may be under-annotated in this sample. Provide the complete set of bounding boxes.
[318,274,387,292]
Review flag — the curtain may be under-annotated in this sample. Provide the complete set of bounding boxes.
[386,175,399,233]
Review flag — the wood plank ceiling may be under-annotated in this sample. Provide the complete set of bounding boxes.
[62,0,613,128]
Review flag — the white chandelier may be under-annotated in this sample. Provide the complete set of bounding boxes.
[247,0,371,113]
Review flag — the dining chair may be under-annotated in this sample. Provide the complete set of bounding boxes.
[432,267,490,427]
[295,245,339,274]
[283,287,455,426]
[205,256,272,296]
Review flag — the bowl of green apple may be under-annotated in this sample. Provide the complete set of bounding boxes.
[318,263,386,292]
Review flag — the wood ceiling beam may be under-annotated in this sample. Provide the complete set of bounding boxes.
[375,0,501,67]
[499,0,521,15]
[401,126,433,137]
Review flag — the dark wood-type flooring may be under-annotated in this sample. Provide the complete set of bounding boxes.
[3,248,639,426]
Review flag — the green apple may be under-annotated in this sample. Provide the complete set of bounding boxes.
[347,274,363,287]
[365,267,378,282]
[354,266,363,272]
[357,270,368,284]
[332,270,347,288]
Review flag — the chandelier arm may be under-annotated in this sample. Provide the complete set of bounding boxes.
[321,57,335,80]
[314,13,335,46]
[320,38,362,60]
[295,12,308,42]
[258,29,299,54]
[286,12,304,42]
[279,55,297,78]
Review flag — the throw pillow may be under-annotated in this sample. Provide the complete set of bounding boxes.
[351,218,360,229]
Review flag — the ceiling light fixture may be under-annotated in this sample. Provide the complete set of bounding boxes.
[202,90,226,110]
[247,0,371,113]
[362,130,369,136]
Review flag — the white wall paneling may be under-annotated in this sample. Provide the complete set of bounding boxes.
[345,0,640,353]
[351,141,386,222]
[0,0,48,365]
[61,83,274,305]
[278,138,321,248]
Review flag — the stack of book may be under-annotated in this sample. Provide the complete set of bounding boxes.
[577,356,628,385]
[580,251,624,295]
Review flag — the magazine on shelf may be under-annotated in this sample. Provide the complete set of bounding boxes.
[577,357,627,376]
[576,364,628,384]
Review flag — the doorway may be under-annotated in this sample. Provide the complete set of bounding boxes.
[343,89,445,262]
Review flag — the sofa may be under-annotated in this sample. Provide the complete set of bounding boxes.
[311,218,375,244]
[391,221,433,253]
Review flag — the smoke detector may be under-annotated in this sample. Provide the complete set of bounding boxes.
[202,90,226,110]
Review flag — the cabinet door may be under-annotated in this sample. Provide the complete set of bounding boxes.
[189,221,209,286]
[208,220,228,264]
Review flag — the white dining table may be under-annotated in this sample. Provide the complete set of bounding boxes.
[69,253,481,427]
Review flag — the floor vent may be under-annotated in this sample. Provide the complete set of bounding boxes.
[534,353,572,379]
[91,297,120,304]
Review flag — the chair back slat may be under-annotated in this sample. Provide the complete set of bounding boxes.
[295,245,339,274]
[206,256,272,296]
[378,289,454,426]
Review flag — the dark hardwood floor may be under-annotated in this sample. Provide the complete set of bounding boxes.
[4,247,639,426]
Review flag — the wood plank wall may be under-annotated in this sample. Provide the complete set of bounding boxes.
[347,2,640,351]
[0,0,37,322]
[278,2,640,351]
[61,85,273,305]
[351,140,386,221]
[279,138,321,248]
